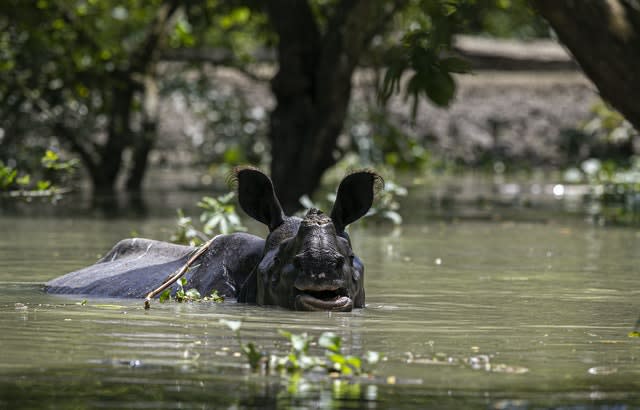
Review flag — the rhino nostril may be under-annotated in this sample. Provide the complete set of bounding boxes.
[293,251,345,271]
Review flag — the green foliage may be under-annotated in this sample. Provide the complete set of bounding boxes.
[378,1,472,119]
[170,209,206,246]
[198,193,246,236]
[561,103,640,225]
[0,0,553,201]
[455,0,550,39]
[183,3,271,64]
[0,149,78,200]
[159,277,224,304]
[1,1,155,119]
[583,102,638,145]
[0,163,17,190]
[563,156,640,225]
[41,149,80,172]
[0,1,218,192]
[170,192,246,246]
[347,105,430,171]
[220,320,380,377]
[368,179,408,225]
[376,0,547,120]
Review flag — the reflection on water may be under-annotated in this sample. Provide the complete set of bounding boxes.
[1,192,639,408]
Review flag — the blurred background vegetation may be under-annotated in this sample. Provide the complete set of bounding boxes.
[1,0,638,225]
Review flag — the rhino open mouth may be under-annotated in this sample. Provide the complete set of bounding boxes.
[295,288,353,312]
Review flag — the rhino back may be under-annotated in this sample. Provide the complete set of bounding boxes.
[44,233,265,299]
[45,238,194,298]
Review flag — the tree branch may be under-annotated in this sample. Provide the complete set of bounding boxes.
[130,0,181,74]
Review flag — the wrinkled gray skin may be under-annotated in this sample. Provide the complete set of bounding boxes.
[45,168,381,311]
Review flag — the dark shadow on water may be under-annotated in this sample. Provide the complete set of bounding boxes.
[90,191,149,219]
[1,364,639,409]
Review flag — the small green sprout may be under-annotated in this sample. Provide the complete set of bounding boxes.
[220,319,265,370]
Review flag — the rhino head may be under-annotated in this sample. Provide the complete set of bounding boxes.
[235,168,382,311]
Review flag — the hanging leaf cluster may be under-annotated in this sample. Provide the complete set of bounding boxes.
[379,1,471,119]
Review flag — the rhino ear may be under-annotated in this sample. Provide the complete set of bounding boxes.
[233,167,285,231]
[330,171,383,232]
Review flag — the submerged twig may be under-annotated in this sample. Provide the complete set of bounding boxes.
[1,187,73,198]
[143,235,220,309]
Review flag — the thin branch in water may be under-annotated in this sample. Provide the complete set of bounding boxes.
[143,234,220,309]
[1,187,73,198]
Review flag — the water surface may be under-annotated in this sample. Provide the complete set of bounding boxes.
[0,199,639,408]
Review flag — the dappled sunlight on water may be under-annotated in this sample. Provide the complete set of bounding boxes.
[0,214,639,408]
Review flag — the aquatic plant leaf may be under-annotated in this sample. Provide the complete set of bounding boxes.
[159,289,171,303]
[318,332,341,353]
[365,351,380,365]
[220,319,242,332]
[289,333,309,353]
[242,342,264,370]
[278,330,292,339]
[298,354,317,370]
[346,356,362,374]
[327,353,346,374]
[206,290,224,303]
[185,288,201,300]
[175,289,186,302]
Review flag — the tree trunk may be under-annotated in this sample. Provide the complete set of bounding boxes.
[532,0,640,133]
[63,2,177,198]
[92,85,133,195]
[125,125,154,192]
[266,0,405,213]
[126,75,159,191]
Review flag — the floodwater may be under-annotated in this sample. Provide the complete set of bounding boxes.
[0,180,639,409]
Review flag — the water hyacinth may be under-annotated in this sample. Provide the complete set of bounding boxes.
[220,320,380,377]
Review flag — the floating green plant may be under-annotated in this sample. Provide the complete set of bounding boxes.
[158,278,224,304]
[220,319,380,377]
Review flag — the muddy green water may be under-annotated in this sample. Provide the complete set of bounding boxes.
[0,199,639,408]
